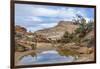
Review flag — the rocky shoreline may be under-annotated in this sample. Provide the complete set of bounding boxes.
[15,42,95,65]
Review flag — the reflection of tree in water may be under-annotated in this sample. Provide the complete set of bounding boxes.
[19,50,37,61]
[30,51,37,60]
[56,48,79,57]
[56,48,79,60]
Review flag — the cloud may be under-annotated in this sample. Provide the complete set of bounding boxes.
[26,16,43,22]
[32,7,59,17]
[31,6,76,19]
[15,4,94,32]
[27,22,57,32]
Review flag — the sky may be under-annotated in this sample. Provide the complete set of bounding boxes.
[15,4,94,32]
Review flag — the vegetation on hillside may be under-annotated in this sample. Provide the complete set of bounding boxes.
[15,14,94,52]
[60,14,94,47]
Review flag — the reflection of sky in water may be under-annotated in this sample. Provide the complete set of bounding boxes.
[18,50,75,65]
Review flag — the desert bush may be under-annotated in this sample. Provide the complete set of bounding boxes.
[72,36,81,45]
[86,21,94,33]
[74,14,94,38]
[61,31,71,43]
[31,43,37,50]
[26,36,33,41]
[63,31,69,38]
[15,33,22,38]
[61,31,75,43]
[87,37,95,47]
[15,44,26,52]
[69,33,74,39]
[75,23,87,38]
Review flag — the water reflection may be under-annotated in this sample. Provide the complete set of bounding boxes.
[17,50,77,65]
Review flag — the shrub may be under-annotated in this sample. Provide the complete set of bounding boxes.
[61,31,75,43]
[74,14,94,38]
[63,31,69,38]
[72,36,81,45]
[15,44,25,52]
[31,43,36,50]
[26,36,33,41]
[87,37,95,47]
[15,33,22,38]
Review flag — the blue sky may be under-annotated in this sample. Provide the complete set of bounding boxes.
[15,4,94,32]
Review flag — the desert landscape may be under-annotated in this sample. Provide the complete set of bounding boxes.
[14,3,95,66]
[15,14,95,66]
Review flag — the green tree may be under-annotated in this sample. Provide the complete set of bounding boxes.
[74,14,89,38]
[61,31,74,43]
[73,14,94,45]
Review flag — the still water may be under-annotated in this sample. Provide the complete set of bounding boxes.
[17,50,77,65]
